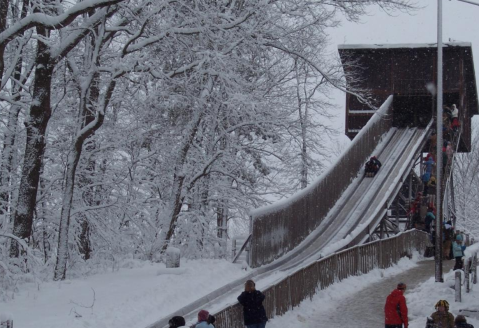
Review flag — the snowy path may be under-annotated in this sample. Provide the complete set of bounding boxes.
[268,258,455,328]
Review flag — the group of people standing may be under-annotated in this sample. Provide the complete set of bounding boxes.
[419,104,460,203]
[385,283,474,328]
[169,279,268,328]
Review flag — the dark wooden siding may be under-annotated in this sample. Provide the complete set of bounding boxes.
[339,45,478,152]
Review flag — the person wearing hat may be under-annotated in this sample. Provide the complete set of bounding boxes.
[455,315,474,328]
[365,156,382,177]
[431,300,454,328]
[237,280,268,328]
[451,104,460,132]
[191,310,214,328]
[168,316,186,328]
[443,221,454,260]
[384,283,408,328]
[452,235,466,270]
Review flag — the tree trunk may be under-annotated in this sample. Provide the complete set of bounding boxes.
[0,0,9,80]
[157,78,214,255]
[54,111,104,279]
[54,71,104,279]
[299,112,308,189]
[158,109,206,255]
[0,0,29,223]
[10,28,53,256]
[53,139,83,280]
[77,71,100,261]
[78,218,92,260]
[0,105,21,218]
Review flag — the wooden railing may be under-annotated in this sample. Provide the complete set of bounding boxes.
[249,96,395,268]
[214,230,429,328]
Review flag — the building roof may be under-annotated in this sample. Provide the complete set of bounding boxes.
[338,42,472,50]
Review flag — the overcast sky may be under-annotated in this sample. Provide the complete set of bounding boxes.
[326,0,479,138]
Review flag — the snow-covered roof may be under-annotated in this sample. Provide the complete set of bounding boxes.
[338,42,472,50]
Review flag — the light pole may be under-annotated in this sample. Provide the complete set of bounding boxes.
[436,0,479,283]
[435,0,444,283]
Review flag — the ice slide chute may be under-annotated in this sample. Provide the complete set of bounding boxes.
[148,95,433,328]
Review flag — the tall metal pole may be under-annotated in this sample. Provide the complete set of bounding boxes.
[435,0,444,283]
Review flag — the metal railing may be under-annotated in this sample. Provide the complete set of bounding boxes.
[249,96,395,268]
[214,230,428,328]
[442,127,462,219]
[232,234,251,264]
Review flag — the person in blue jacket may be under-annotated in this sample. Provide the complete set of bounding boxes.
[425,208,435,233]
[452,235,466,270]
[191,310,214,328]
[425,157,435,174]
[237,280,268,328]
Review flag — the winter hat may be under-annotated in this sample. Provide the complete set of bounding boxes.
[198,310,209,322]
[456,235,462,240]
[207,314,216,324]
[435,299,449,311]
[455,315,467,324]
[169,316,186,328]
[397,282,407,290]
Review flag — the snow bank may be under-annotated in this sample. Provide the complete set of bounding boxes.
[0,259,248,328]
[267,245,479,328]
[0,313,13,321]
[266,251,422,328]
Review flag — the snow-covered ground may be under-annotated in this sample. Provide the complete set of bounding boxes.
[2,244,478,328]
[0,259,247,328]
[268,244,479,328]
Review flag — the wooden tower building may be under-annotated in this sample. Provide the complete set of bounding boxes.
[338,42,478,152]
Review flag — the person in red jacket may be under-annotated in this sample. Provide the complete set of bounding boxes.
[384,282,408,328]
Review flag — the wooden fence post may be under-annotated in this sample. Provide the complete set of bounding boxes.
[355,246,360,275]
[0,314,13,328]
[378,240,383,269]
[465,258,471,293]
[473,253,478,285]
[209,231,429,327]
[455,271,462,302]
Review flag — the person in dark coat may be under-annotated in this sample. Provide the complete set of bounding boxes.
[207,315,216,327]
[365,156,382,177]
[169,316,186,328]
[455,315,474,328]
[444,221,454,260]
[237,280,268,328]
[384,282,408,328]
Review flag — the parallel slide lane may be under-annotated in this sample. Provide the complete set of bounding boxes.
[148,123,432,328]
